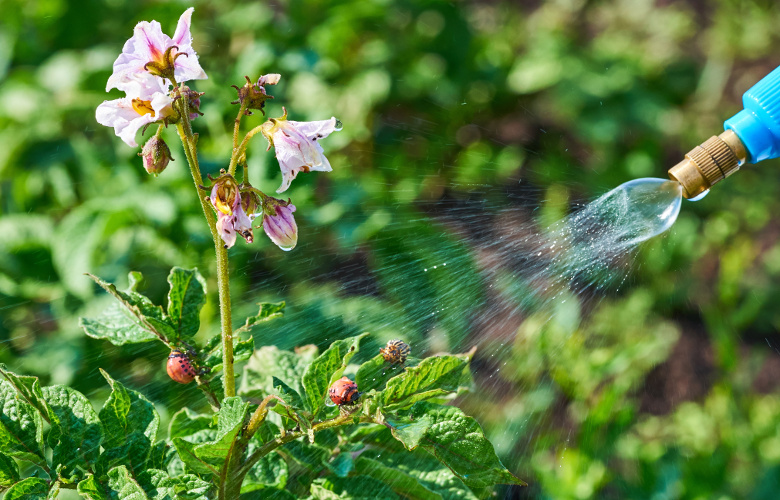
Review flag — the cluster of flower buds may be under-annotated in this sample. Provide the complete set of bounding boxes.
[205,172,299,251]
[97,8,342,252]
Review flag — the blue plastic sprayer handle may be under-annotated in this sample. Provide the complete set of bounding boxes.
[724,65,780,164]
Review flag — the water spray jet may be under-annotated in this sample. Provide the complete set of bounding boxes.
[669,65,780,199]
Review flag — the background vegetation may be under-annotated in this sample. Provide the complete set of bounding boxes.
[3,0,780,497]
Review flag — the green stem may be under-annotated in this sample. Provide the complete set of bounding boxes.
[228,123,266,177]
[175,96,236,399]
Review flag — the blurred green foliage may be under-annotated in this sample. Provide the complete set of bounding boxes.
[3,0,780,497]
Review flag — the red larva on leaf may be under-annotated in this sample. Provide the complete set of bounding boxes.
[167,349,196,384]
[328,376,360,406]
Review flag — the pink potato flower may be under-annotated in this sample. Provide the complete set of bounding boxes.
[261,108,341,193]
[95,73,175,147]
[107,7,207,92]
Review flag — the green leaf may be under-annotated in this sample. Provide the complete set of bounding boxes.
[240,345,317,402]
[280,439,330,473]
[42,385,102,476]
[387,402,525,489]
[107,465,149,499]
[241,450,288,493]
[354,456,443,500]
[204,336,254,372]
[235,301,286,336]
[327,452,354,478]
[271,376,305,413]
[97,370,159,475]
[173,397,248,475]
[355,354,413,393]
[137,469,211,500]
[144,441,169,471]
[80,302,158,345]
[302,333,368,413]
[168,407,213,439]
[4,477,48,500]
[311,476,399,499]
[0,380,45,465]
[381,355,470,410]
[0,365,55,423]
[166,267,207,341]
[83,272,176,344]
[358,449,478,499]
[77,474,109,500]
[0,451,20,487]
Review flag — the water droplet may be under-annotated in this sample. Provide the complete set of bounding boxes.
[333,119,343,131]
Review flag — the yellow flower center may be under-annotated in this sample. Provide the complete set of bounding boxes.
[131,98,156,117]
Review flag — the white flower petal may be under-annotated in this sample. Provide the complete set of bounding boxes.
[172,7,194,46]
[287,117,338,141]
[96,98,156,147]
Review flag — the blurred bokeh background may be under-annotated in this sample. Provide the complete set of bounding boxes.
[3,0,780,497]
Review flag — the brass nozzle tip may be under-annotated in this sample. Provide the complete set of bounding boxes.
[668,129,747,199]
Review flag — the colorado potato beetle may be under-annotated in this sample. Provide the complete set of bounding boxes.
[328,376,360,406]
[380,339,410,365]
[167,349,196,384]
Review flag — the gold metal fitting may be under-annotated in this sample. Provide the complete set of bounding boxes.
[668,129,748,199]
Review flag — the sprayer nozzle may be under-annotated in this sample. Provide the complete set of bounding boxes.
[668,129,747,199]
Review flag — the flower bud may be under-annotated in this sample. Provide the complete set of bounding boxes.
[231,74,280,115]
[139,136,174,175]
[262,197,298,251]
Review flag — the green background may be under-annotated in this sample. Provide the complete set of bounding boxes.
[3,0,780,497]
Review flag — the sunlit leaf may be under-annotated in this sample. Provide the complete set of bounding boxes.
[4,476,48,500]
[166,267,207,341]
[302,333,368,413]
[42,385,103,478]
[0,451,19,487]
[235,301,286,336]
[381,354,470,410]
[386,402,525,489]
[0,380,45,466]
[97,370,160,476]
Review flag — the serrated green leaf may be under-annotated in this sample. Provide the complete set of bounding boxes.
[78,474,109,500]
[280,439,330,473]
[107,465,149,499]
[0,451,20,486]
[235,301,286,336]
[84,272,176,344]
[272,376,305,411]
[302,333,368,413]
[354,456,443,500]
[0,365,55,423]
[166,267,207,341]
[97,370,159,475]
[168,408,213,439]
[387,402,525,489]
[4,476,48,500]
[241,450,288,493]
[381,355,470,410]
[80,302,158,345]
[358,449,478,499]
[173,397,248,475]
[42,385,102,476]
[145,441,169,471]
[136,469,211,500]
[311,475,399,499]
[0,380,45,465]
[355,354,413,393]
[239,345,317,402]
